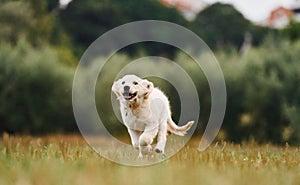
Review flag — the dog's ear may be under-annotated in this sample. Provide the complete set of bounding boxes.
[112,80,122,97]
[140,79,153,98]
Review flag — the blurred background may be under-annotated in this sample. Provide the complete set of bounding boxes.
[1,0,300,144]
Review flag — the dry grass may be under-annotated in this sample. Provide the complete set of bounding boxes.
[0,134,299,185]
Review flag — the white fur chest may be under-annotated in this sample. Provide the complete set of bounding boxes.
[120,103,153,131]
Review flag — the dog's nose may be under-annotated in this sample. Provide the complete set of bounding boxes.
[124,86,130,92]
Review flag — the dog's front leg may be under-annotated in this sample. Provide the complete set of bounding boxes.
[127,129,141,149]
[138,125,158,158]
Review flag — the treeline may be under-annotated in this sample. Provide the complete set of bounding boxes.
[90,39,300,144]
[0,0,279,59]
[1,0,300,144]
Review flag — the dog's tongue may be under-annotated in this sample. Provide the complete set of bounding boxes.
[123,92,131,99]
[124,95,131,99]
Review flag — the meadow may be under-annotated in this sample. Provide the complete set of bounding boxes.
[0,134,299,185]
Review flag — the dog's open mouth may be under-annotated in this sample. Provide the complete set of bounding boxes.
[123,92,137,101]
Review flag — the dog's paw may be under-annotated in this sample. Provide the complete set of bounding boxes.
[138,152,143,159]
[154,145,165,154]
[155,148,163,153]
[137,145,152,159]
[141,145,152,155]
[133,144,139,150]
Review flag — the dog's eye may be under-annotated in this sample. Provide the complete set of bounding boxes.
[133,81,138,85]
[122,81,125,85]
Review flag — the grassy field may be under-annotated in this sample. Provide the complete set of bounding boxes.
[0,134,299,185]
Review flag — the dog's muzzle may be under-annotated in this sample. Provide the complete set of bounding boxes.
[123,91,137,101]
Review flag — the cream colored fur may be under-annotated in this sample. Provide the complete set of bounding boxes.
[112,74,194,158]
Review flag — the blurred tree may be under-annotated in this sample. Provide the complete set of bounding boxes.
[58,0,189,57]
[191,3,271,50]
[0,40,76,134]
[0,0,77,66]
[220,40,300,144]
[25,0,56,45]
[191,3,250,50]
[0,1,33,44]
[0,0,56,46]
[281,19,300,41]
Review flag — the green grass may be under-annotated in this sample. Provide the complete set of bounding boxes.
[0,134,299,185]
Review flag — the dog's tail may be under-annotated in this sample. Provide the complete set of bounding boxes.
[167,118,194,136]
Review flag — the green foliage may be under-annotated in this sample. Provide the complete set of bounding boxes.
[0,0,53,45]
[58,0,189,57]
[281,20,300,41]
[2,38,300,144]
[82,40,300,144]
[219,41,300,143]
[1,0,300,145]
[191,3,272,50]
[192,3,250,49]
[57,1,275,57]
[0,0,77,66]
[0,1,33,44]
[0,40,75,134]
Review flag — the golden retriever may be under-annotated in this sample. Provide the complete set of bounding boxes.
[112,74,194,158]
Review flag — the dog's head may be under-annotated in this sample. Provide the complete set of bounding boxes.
[112,74,153,102]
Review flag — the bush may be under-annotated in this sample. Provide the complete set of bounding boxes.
[76,41,300,144]
[1,38,300,144]
[218,41,300,143]
[0,40,75,134]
